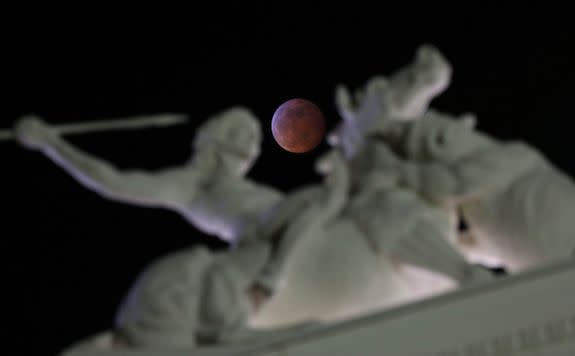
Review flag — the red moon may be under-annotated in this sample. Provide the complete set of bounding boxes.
[271,98,325,153]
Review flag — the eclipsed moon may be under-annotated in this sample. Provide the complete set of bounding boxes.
[271,98,325,153]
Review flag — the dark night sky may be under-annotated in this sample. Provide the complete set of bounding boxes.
[2,5,574,354]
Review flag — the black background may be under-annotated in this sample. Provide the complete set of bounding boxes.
[2,5,574,355]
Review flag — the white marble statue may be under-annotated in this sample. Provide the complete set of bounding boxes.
[372,111,575,271]
[15,44,554,354]
[15,108,342,348]
[333,46,575,272]
[16,109,475,352]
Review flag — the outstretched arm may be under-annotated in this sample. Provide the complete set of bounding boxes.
[15,117,200,209]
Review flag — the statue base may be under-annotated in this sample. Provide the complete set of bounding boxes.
[62,258,575,356]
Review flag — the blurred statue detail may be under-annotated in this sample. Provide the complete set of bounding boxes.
[9,44,575,354]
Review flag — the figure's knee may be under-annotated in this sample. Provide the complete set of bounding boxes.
[114,247,214,348]
[196,263,251,342]
[114,245,268,348]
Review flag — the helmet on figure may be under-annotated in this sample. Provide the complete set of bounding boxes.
[192,107,262,176]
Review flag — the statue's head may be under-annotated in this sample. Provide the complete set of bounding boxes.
[193,107,262,176]
[329,45,452,160]
[381,110,484,163]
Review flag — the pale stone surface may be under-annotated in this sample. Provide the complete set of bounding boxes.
[63,259,575,355]
[364,107,575,272]
[12,44,574,355]
[329,44,575,272]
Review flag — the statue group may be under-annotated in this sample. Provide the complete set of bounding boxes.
[11,45,575,353]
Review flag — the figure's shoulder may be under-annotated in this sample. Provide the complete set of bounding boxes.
[205,175,283,202]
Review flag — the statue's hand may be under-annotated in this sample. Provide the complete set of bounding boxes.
[14,116,58,151]
[315,149,344,175]
[315,149,349,189]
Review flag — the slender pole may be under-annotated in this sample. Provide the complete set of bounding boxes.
[0,113,189,141]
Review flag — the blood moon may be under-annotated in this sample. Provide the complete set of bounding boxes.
[271,98,325,153]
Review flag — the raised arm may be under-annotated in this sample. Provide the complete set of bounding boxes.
[15,116,200,209]
[252,149,350,293]
[385,44,452,119]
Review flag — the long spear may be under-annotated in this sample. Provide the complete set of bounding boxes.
[0,113,189,142]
